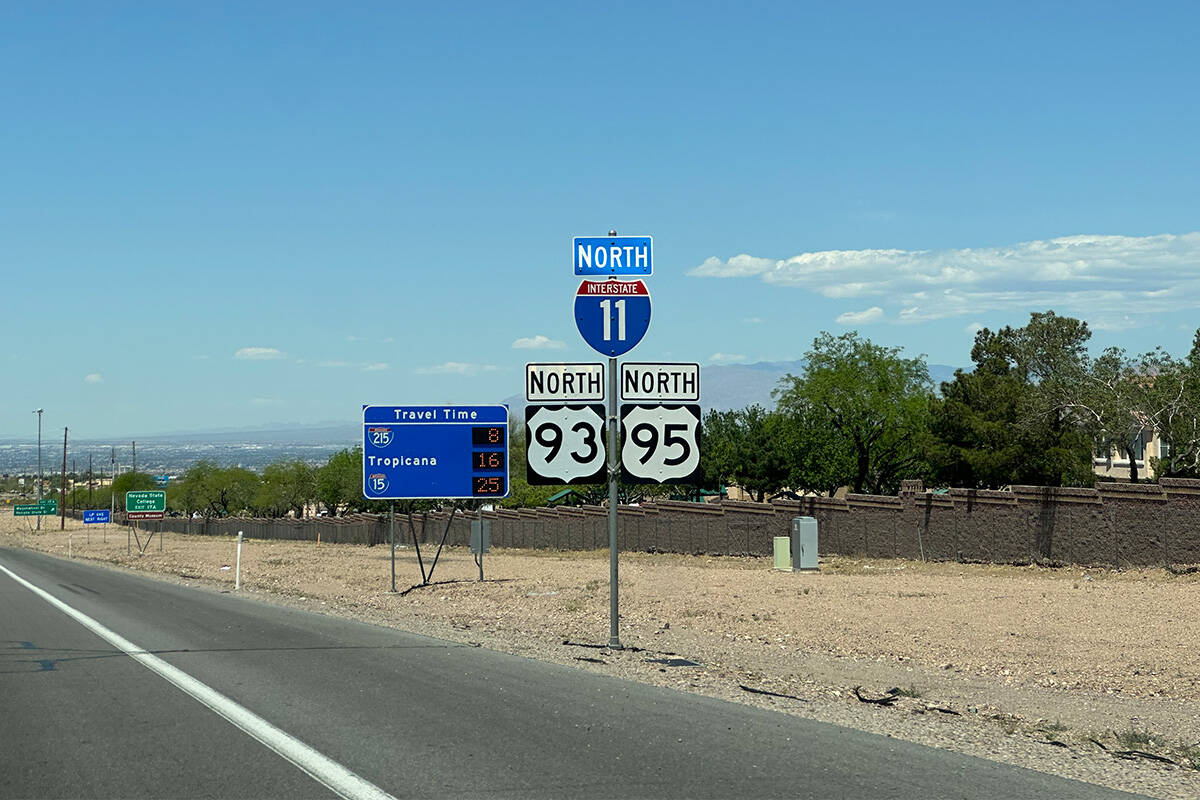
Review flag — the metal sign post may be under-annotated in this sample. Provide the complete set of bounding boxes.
[109,446,115,542]
[60,427,67,530]
[570,231,657,651]
[607,354,621,649]
[34,409,42,532]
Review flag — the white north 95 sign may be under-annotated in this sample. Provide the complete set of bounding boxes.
[620,404,702,484]
[524,404,607,485]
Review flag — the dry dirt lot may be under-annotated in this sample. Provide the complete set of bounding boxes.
[5,511,1200,799]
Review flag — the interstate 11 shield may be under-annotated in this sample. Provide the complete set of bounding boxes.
[574,279,651,358]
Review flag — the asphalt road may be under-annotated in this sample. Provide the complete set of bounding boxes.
[0,547,1147,799]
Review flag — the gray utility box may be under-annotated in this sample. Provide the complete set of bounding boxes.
[790,516,819,571]
[470,519,491,554]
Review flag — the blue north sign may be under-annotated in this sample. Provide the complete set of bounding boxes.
[575,279,652,357]
[362,405,509,500]
[573,236,652,276]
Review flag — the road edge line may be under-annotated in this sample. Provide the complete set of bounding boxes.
[0,562,397,800]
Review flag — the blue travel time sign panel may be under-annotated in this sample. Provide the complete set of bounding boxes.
[362,405,509,500]
[83,509,111,524]
[573,235,652,276]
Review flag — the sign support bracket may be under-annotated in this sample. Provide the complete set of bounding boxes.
[423,506,458,585]
[475,505,485,582]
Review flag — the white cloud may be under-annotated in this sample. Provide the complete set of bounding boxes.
[743,317,764,324]
[1091,315,1138,332]
[689,232,1200,326]
[234,346,285,360]
[707,352,748,364]
[512,335,566,350]
[415,362,501,376]
[313,359,389,371]
[84,373,103,384]
[964,322,984,335]
[835,306,883,325]
[688,254,775,278]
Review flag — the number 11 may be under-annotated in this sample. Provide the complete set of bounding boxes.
[600,298,626,341]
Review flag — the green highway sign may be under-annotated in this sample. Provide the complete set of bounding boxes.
[126,490,166,519]
[14,499,58,516]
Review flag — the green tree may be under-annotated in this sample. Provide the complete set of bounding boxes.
[112,471,158,494]
[698,406,792,502]
[778,405,856,497]
[698,409,740,494]
[1148,330,1200,478]
[256,460,317,518]
[925,327,1094,488]
[1004,311,1186,484]
[317,448,363,515]
[774,331,931,495]
[173,460,259,517]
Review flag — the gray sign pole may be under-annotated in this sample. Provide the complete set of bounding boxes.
[109,447,115,543]
[389,501,396,593]
[35,409,42,531]
[607,354,622,649]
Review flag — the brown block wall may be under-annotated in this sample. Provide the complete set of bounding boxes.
[158,476,1200,569]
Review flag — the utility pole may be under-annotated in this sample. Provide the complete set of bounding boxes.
[34,409,43,531]
[88,453,93,508]
[60,427,68,530]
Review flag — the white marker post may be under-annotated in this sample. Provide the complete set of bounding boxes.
[235,531,243,591]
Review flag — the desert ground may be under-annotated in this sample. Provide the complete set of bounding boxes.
[5,510,1200,799]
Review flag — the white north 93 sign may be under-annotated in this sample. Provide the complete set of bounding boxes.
[620,404,702,484]
[524,404,607,485]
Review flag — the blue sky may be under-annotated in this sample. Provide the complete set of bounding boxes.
[4,1,1199,439]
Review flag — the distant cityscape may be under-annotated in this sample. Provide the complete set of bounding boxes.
[0,434,356,476]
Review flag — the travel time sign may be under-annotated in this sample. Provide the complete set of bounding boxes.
[362,405,510,500]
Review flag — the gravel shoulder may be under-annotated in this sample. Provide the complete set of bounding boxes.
[5,512,1200,799]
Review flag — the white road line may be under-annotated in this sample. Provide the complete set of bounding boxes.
[0,562,397,800]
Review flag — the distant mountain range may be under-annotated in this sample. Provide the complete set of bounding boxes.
[503,359,959,416]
